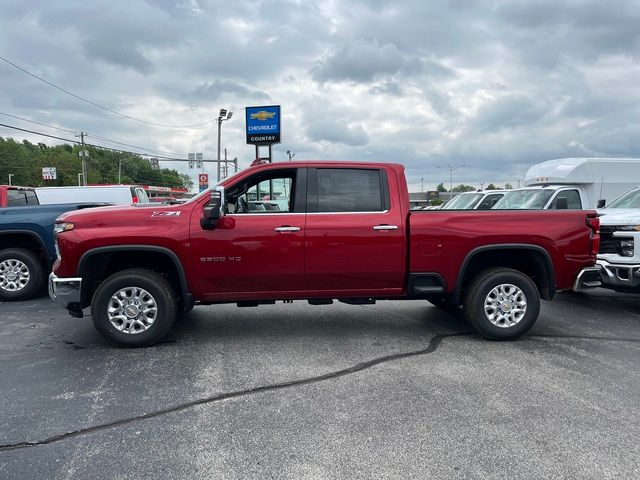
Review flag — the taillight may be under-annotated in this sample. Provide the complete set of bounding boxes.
[587,215,600,255]
[132,196,138,204]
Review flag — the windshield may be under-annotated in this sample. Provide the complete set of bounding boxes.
[442,193,483,209]
[492,189,554,209]
[607,188,640,209]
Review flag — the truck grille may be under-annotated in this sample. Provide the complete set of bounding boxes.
[599,226,633,256]
[599,226,618,254]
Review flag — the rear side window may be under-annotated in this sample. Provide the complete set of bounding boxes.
[25,190,39,205]
[315,169,386,212]
[7,190,28,206]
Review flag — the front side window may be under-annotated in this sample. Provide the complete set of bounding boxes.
[316,168,384,212]
[477,193,504,210]
[225,171,295,214]
[551,190,582,209]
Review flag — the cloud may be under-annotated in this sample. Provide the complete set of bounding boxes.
[307,121,370,147]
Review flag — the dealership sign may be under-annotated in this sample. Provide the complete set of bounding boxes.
[245,105,281,145]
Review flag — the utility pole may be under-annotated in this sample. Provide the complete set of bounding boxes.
[118,159,122,184]
[8,173,14,186]
[224,148,228,178]
[233,157,238,173]
[420,177,424,192]
[438,164,465,192]
[76,132,88,186]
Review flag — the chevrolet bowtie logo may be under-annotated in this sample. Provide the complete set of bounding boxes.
[250,110,276,121]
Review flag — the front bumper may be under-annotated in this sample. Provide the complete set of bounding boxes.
[597,259,640,290]
[48,272,82,310]
[572,267,602,292]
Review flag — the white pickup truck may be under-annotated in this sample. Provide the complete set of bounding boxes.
[597,186,640,293]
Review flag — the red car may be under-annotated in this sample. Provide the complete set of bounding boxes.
[49,161,601,347]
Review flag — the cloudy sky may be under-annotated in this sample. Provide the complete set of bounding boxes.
[1,0,639,191]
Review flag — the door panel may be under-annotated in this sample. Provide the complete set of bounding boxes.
[190,213,306,297]
[304,168,405,293]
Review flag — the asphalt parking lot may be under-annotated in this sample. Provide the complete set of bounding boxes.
[1,290,639,479]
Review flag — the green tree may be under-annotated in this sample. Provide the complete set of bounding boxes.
[504,183,514,190]
[451,184,476,192]
[436,182,447,192]
[486,183,498,190]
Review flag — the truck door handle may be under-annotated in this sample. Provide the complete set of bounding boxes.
[274,226,301,232]
[373,224,398,231]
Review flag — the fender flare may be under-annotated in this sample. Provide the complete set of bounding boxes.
[454,244,555,303]
[0,229,51,264]
[78,245,194,311]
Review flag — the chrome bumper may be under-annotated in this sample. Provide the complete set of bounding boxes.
[572,267,602,292]
[597,259,640,290]
[48,272,82,309]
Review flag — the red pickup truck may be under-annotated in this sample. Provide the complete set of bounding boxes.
[49,161,601,347]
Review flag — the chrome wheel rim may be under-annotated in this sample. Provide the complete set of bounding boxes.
[107,287,158,334]
[0,259,30,292]
[484,283,527,328]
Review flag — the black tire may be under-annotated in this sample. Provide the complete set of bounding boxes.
[463,267,540,340]
[0,248,44,301]
[91,268,177,347]
[426,295,460,311]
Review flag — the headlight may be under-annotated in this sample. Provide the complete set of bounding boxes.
[618,239,634,257]
[53,223,75,235]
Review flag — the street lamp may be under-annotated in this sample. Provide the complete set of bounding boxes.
[217,108,233,182]
[438,164,466,192]
[8,173,14,186]
[286,150,295,161]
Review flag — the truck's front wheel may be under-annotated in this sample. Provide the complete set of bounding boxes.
[0,248,44,301]
[91,269,177,347]
[463,268,540,340]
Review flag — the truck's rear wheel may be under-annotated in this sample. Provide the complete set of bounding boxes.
[0,248,44,301]
[463,267,540,340]
[91,268,177,347]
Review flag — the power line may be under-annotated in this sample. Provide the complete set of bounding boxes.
[0,112,76,134]
[0,111,189,158]
[0,55,219,128]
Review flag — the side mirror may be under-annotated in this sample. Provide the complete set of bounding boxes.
[201,188,224,230]
[555,197,568,209]
[597,199,606,208]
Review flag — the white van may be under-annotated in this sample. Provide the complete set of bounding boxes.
[35,185,149,205]
[493,157,640,210]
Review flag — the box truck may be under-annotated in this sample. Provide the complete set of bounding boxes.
[493,157,640,210]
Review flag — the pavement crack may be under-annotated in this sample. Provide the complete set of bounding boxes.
[527,333,640,343]
[0,331,472,453]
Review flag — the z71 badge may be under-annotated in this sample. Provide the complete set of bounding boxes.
[151,211,181,217]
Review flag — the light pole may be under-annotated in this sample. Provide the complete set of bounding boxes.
[118,159,122,184]
[8,173,14,186]
[286,150,295,161]
[78,172,84,186]
[438,164,466,192]
[216,109,233,182]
